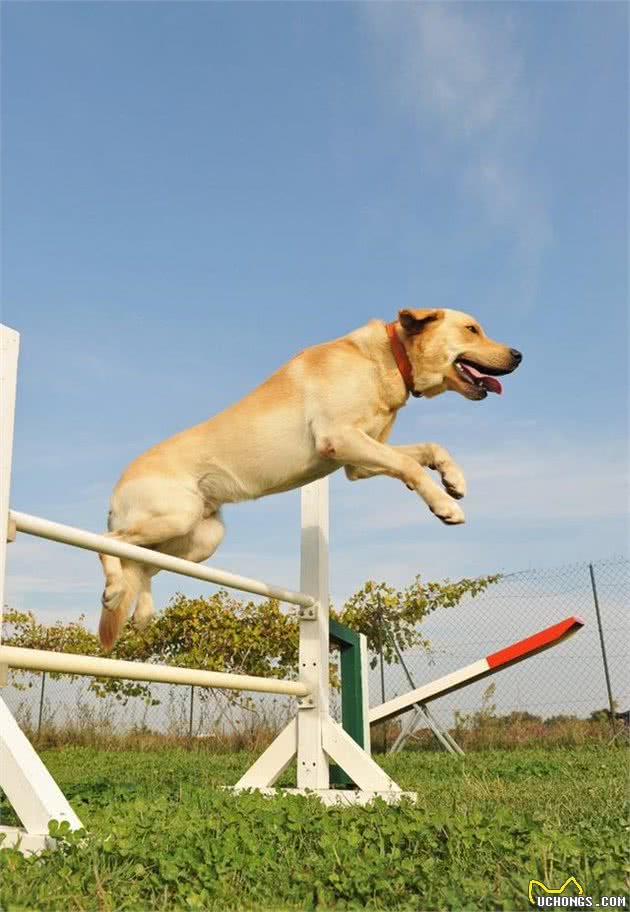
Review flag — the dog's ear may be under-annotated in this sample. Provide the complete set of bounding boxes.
[398,309,443,336]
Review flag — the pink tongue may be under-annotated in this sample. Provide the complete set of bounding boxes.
[481,376,502,395]
[463,363,503,395]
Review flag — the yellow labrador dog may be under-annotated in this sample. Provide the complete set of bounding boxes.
[99,308,521,649]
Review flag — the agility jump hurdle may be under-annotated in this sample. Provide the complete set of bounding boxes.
[0,324,409,853]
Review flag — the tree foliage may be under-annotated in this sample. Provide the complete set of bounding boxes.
[336,574,500,665]
[4,609,99,656]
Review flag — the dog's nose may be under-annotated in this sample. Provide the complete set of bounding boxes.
[510,348,523,364]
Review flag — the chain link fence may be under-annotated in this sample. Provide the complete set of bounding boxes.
[368,557,629,749]
[3,557,628,749]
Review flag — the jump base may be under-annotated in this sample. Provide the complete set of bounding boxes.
[231,788,417,806]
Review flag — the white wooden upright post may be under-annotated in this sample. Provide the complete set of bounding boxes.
[297,479,330,790]
[0,325,83,851]
[0,326,19,630]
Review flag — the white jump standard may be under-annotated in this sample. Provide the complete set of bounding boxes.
[0,323,410,854]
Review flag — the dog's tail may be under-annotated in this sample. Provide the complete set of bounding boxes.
[98,561,142,651]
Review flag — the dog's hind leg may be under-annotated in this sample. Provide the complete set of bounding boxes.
[175,512,226,563]
[99,552,125,613]
[97,522,188,650]
[130,512,226,632]
[132,565,160,631]
[98,486,205,649]
[99,560,148,650]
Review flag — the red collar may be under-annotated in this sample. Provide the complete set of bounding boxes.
[386,322,422,398]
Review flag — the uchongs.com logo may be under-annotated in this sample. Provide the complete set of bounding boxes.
[528,877,627,908]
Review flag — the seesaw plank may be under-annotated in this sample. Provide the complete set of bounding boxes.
[369,617,584,725]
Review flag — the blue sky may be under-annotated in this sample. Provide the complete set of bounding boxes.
[2,1,628,627]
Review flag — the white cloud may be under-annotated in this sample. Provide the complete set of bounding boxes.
[359,3,552,306]
[387,4,520,138]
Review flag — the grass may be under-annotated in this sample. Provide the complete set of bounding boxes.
[1,744,628,911]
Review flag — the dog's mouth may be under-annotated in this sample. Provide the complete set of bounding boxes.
[453,358,505,398]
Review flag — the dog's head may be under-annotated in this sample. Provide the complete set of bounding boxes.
[397,308,522,400]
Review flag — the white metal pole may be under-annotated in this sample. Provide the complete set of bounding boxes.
[0,325,19,638]
[297,478,330,790]
[10,511,314,608]
[0,645,310,697]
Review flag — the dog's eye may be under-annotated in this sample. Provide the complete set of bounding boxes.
[466,325,479,335]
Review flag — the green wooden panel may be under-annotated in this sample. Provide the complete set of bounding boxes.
[329,620,365,787]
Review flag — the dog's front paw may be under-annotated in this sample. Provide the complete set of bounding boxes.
[430,497,465,525]
[442,466,467,500]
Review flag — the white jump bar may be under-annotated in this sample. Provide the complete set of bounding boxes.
[10,510,314,609]
[0,645,310,697]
